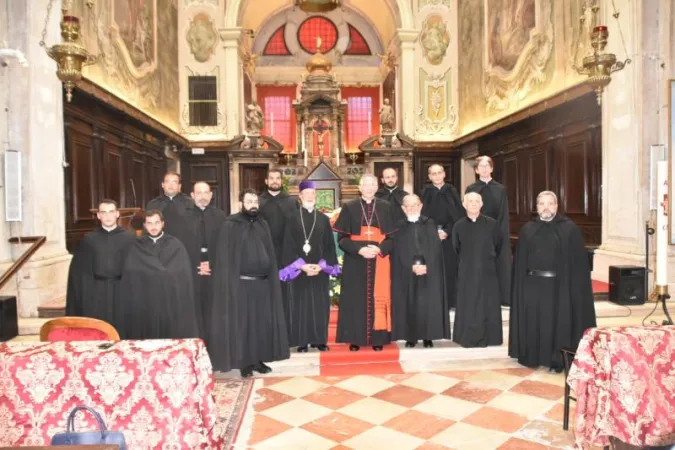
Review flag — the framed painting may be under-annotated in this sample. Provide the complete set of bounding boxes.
[316,188,336,211]
[670,80,675,243]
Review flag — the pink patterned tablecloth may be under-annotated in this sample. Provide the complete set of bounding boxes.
[0,339,223,449]
[567,326,675,449]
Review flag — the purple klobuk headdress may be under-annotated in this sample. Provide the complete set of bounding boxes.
[299,180,316,191]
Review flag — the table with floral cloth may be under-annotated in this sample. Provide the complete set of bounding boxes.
[567,326,675,449]
[0,338,223,449]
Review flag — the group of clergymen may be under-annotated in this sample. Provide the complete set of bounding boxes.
[66,155,597,377]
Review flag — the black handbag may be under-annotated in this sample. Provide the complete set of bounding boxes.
[51,405,127,449]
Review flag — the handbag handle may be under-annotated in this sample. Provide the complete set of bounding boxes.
[66,405,108,435]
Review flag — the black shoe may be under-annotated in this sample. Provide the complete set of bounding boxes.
[405,341,417,348]
[349,344,360,351]
[423,340,434,348]
[255,361,272,374]
[372,345,383,351]
[240,366,254,378]
[313,344,330,351]
[297,345,309,353]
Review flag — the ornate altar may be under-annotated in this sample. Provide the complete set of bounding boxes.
[293,38,347,169]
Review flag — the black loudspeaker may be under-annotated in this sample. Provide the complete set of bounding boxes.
[0,296,18,341]
[609,266,646,305]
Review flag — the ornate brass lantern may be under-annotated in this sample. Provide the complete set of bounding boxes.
[40,0,99,102]
[572,3,631,105]
[295,0,341,13]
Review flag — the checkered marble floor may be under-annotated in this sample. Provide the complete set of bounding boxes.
[237,367,594,450]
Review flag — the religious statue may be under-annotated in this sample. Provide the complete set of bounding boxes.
[379,98,395,133]
[246,102,264,135]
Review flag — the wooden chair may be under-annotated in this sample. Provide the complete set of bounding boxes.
[561,346,577,431]
[40,317,120,342]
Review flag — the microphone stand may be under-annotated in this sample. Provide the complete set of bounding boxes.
[648,221,674,325]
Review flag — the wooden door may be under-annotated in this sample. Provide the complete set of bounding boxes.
[239,164,269,195]
[180,153,230,213]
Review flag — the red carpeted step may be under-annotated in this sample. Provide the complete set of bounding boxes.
[321,307,403,375]
[592,279,609,293]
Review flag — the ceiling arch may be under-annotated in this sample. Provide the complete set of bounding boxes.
[227,0,410,47]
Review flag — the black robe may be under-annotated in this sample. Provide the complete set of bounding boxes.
[466,179,511,294]
[207,213,290,372]
[145,193,194,243]
[420,183,465,308]
[383,216,450,342]
[452,215,510,347]
[65,227,136,326]
[179,205,228,339]
[509,215,597,369]
[375,186,409,223]
[279,205,339,347]
[118,233,199,340]
[333,198,396,346]
[259,191,297,266]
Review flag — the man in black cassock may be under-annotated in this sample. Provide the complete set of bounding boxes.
[383,194,450,348]
[334,174,396,352]
[465,155,511,302]
[66,199,135,326]
[207,189,290,377]
[118,210,199,340]
[259,168,297,265]
[178,181,227,339]
[279,181,340,353]
[452,192,510,347]
[376,167,409,223]
[420,164,464,309]
[509,191,596,371]
[145,171,194,243]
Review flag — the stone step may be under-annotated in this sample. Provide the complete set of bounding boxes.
[37,296,65,318]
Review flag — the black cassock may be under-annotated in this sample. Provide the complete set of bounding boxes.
[333,198,396,346]
[207,213,290,372]
[420,183,465,308]
[145,194,194,243]
[375,186,409,223]
[452,215,510,347]
[259,191,297,265]
[179,205,228,339]
[509,215,597,369]
[118,234,199,340]
[279,206,339,347]
[383,216,450,342]
[65,227,136,325]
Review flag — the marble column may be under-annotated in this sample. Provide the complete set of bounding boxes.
[397,29,419,137]
[1,0,72,317]
[220,28,243,139]
[592,0,674,289]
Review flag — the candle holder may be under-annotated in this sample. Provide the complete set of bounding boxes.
[655,285,673,325]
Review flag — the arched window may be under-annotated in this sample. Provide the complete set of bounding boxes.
[344,25,371,55]
[263,26,291,55]
[297,16,338,53]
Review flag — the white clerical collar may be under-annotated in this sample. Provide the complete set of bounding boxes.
[540,214,556,222]
[198,206,206,210]
[480,178,492,184]
[387,187,397,193]
[268,190,281,197]
[467,214,480,222]
[433,184,444,190]
[102,225,117,232]
[149,232,164,243]
[303,205,314,213]
[361,197,374,204]
[407,215,420,223]
[165,194,176,200]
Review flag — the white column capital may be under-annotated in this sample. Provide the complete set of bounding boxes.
[219,27,243,44]
[397,29,419,45]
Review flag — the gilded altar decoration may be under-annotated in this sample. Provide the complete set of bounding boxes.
[420,14,450,66]
[186,13,217,63]
[483,0,553,111]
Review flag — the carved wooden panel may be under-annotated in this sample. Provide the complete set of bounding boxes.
[466,91,602,245]
[180,153,231,213]
[240,164,269,194]
[412,153,462,195]
[64,92,172,251]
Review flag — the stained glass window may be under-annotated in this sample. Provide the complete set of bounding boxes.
[345,25,370,55]
[297,17,338,53]
[257,86,297,150]
[342,87,380,151]
[263,26,290,55]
